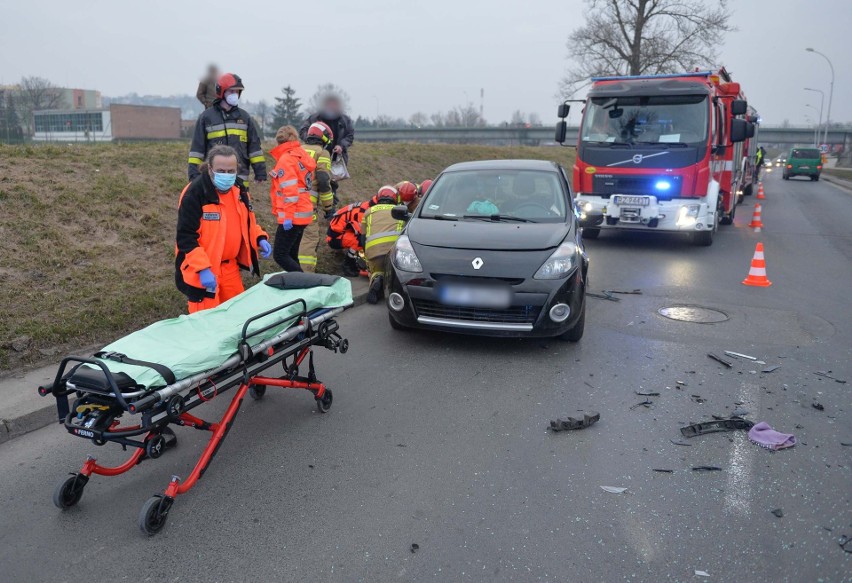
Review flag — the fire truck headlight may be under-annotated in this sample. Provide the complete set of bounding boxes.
[676,205,700,227]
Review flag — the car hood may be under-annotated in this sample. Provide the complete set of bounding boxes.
[407,219,569,251]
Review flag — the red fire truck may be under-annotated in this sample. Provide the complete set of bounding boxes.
[556,68,757,246]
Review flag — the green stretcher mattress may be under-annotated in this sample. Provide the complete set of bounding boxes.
[90,273,352,389]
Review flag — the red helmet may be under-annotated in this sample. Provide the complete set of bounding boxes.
[307,121,334,144]
[374,185,399,204]
[215,73,245,99]
[418,179,434,196]
[395,181,418,203]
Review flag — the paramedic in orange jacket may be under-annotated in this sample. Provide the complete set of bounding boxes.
[268,126,316,272]
[176,145,272,313]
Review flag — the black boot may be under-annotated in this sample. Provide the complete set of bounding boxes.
[367,275,384,304]
[342,256,360,277]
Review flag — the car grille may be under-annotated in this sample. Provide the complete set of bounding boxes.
[412,299,541,324]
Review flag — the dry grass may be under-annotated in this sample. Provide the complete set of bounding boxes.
[0,141,574,369]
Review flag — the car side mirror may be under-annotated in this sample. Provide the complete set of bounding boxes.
[557,103,570,119]
[731,99,748,116]
[555,121,567,144]
[391,205,410,221]
[729,119,748,143]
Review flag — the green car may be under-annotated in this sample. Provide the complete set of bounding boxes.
[783,148,822,181]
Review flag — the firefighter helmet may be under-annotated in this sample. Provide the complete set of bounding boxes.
[215,73,245,100]
[375,185,399,204]
[418,179,434,197]
[395,181,418,203]
[307,121,334,145]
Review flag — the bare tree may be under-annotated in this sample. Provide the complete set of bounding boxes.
[430,112,447,127]
[307,83,351,113]
[510,110,527,126]
[254,99,270,137]
[559,0,733,98]
[408,112,429,127]
[18,76,62,135]
[453,103,485,127]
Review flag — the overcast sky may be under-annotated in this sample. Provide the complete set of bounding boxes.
[1,0,849,127]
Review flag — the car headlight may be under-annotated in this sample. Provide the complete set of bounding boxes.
[391,235,423,273]
[534,241,578,280]
[581,201,593,213]
[676,204,700,227]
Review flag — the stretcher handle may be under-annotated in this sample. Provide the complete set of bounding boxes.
[39,356,133,415]
[129,392,158,413]
[240,298,308,344]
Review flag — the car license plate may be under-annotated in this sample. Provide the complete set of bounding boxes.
[437,283,512,309]
[800,165,810,169]
[614,195,650,206]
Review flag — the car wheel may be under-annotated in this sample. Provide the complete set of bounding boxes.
[582,228,600,240]
[813,175,820,182]
[720,201,735,225]
[558,301,585,343]
[744,184,753,196]
[388,312,409,331]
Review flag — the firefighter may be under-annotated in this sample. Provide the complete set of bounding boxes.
[176,145,272,314]
[188,72,266,184]
[297,122,335,272]
[268,126,316,272]
[361,185,411,304]
[418,179,434,199]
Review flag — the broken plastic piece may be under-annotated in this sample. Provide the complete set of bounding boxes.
[690,394,706,404]
[549,411,600,432]
[771,508,784,518]
[680,418,754,438]
[762,365,781,373]
[725,350,757,360]
[814,371,847,384]
[670,438,692,447]
[410,543,420,553]
[708,353,733,368]
[635,390,660,396]
[652,468,674,473]
[630,399,653,410]
[840,535,852,554]
[604,288,642,295]
[600,486,627,494]
[695,570,710,577]
[692,466,722,472]
[588,291,619,302]
[812,402,825,411]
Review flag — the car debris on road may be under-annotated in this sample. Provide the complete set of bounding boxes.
[549,411,600,432]
[680,418,754,438]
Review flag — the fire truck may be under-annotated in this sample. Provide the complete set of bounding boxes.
[556,68,757,246]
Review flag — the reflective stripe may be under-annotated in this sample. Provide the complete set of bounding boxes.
[364,234,400,250]
[279,179,298,187]
[318,155,331,165]
[249,150,263,158]
[188,157,204,165]
[249,155,265,164]
[283,196,299,203]
[208,128,248,139]
[319,192,334,202]
[224,122,246,130]
[205,124,225,132]
[310,194,318,203]
[298,256,317,265]
[365,230,402,243]
[294,211,314,218]
[298,188,309,193]
[278,212,287,219]
[189,151,205,159]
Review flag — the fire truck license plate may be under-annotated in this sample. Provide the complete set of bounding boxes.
[614,195,650,206]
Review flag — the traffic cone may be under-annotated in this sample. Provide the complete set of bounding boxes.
[748,203,764,231]
[742,243,772,287]
[756,182,766,200]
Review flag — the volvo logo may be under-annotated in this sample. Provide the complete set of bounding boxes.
[607,151,670,167]
[471,257,484,270]
[632,154,643,164]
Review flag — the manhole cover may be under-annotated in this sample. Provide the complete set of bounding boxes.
[658,305,729,324]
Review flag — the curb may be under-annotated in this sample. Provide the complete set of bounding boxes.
[0,280,371,446]
[822,173,852,193]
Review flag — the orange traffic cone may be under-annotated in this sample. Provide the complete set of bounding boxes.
[742,243,772,287]
[756,182,766,200]
[748,203,764,231]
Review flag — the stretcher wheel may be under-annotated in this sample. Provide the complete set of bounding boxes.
[339,339,349,354]
[53,473,89,509]
[139,495,173,536]
[249,384,266,400]
[145,434,167,459]
[316,388,333,413]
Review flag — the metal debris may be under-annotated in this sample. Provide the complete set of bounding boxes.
[676,380,687,387]
[652,468,674,473]
[762,365,781,373]
[600,486,627,494]
[630,399,653,410]
[692,466,722,472]
[814,371,847,384]
[725,351,757,360]
[635,390,660,397]
[695,570,711,577]
[708,353,733,368]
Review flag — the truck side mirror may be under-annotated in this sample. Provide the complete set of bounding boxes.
[731,100,747,116]
[555,121,568,144]
[730,119,748,143]
[746,122,756,139]
[557,103,570,119]
[391,205,410,221]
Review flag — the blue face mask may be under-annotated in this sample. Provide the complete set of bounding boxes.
[211,172,236,192]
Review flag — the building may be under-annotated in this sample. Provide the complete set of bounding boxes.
[32,104,181,142]
[56,88,102,110]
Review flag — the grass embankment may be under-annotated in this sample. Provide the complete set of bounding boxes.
[822,167,852,181]
[0,141,575,369]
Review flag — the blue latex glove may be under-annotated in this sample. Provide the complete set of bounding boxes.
[282,219,293,231]
[259,239,272,258]
[198,268,216,291]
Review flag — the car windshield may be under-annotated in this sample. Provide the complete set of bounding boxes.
[581,94,709,145]
[419,169,568,223]
[791,149,820,158]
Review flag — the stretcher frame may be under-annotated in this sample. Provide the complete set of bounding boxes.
[38,298,350,535]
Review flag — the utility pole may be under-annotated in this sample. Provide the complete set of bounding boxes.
[803,87,824,147]
[806,48,834,147]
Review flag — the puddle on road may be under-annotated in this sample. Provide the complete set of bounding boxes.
[658,305,730,324]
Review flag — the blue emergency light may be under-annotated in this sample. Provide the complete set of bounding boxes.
[654,180,672,191]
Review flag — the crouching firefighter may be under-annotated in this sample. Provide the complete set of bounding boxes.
[297,122,335,272]
[176,145,272,314]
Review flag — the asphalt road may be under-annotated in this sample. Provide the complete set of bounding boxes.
[1,171,850,582]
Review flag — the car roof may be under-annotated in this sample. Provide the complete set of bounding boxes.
[442,159,562,173]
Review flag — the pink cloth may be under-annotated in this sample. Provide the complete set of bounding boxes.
[748,421,796,450]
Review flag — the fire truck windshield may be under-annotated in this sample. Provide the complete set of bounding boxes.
[581,95,709,146]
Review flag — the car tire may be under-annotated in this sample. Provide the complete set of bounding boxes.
[720,202,735,225]
[388,312,409,331]
[744,184,753,196]
[813,175,820,182]
[558,301,585,343]
[582,228,600,240]
[693,228,713,246]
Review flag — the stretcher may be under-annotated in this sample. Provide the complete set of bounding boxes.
[37,272,352,535]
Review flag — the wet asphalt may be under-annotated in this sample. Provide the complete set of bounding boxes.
[0,170,849,582]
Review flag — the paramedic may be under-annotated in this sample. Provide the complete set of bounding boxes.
[361,185,408,304]
[176,145,272,313]
[297,122,335,272]
[268,126,316,272]
[188,72,267,184]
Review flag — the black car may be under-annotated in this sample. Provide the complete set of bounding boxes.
[385,159,589,341]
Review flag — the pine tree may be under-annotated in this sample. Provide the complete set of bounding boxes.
[272,86,303,129]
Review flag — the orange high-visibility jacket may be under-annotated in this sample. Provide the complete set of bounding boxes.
[175,173,268,302]
[268,141,317,226]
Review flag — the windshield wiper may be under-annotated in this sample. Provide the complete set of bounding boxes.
[463,214,536,223]
[431,214,458,221]
[637,141,690,148]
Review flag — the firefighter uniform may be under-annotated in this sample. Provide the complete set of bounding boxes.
[188,105,266,182]
[361,200,404,285]
[297,142,334,272]
[175,173,268,313]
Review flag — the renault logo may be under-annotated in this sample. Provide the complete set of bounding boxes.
[472,257,484,270]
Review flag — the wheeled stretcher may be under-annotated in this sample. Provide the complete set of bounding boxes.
[37,272,352,535]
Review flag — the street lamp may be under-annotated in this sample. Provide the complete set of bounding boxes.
[805,48,834,147]
[803,87,824,145]
[804,104,820,146]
